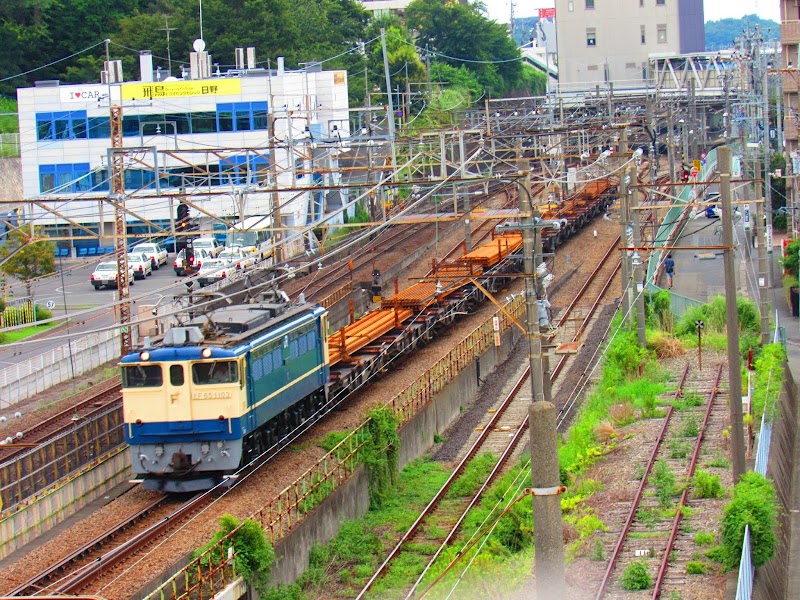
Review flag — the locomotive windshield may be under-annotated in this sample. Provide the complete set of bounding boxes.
[122,365,163,388]
[192,360,239,385]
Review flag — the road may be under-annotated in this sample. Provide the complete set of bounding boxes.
[0,254,189,367]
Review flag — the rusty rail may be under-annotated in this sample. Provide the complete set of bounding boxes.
[6,494,169,596]
[651,363,724,599]
[356,364,532,599]
[594,364,691,600]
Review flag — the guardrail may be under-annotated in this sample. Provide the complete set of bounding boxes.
[144,294,525,600]
[0,405,124,516]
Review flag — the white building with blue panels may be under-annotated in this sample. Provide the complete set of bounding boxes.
[16,52,350,250]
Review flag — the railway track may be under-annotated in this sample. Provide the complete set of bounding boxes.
[354,235,622,598]
[6,493,210,597]
[0,378,121,462]
[594,362,725,599]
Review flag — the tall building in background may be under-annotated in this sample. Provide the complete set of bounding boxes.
[554,0,704,89]
[781,0,800,236]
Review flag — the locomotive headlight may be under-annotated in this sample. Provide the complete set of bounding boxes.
[155,444,164,457]
[201,347,212,358]
[201,442,210,455]
[139,351,151,361]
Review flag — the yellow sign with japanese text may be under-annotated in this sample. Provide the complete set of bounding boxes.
[121,79,242,100]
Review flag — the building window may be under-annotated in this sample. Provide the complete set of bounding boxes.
[640,0,644,5]
[585,0,594,8]
[39,163,92,194]
[217,154,270,186]
[657,25,667,43]
[216,102,269,133]
[587,28,597,46]
[641,25,646,44]
[568,0,574,10]
[656,0,665,4]
[35,111,88,141]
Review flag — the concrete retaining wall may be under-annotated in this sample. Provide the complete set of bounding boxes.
[265,323,521,587]
[755,366,798,600]
[0,449,130,559]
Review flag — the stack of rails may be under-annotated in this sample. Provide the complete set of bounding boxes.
[327,232,524,382]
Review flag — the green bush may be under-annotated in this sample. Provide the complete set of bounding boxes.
[621,560,653,590]
[694,531,715,546]
[675,296,759,338]
[692,470,724,499]
[652,459,677,508]
[686,561,707,575]
[720,472,779,569]
[752,344,786,421]
[784,240,799,278]
[195,514,276,596]
[363,406,400,508]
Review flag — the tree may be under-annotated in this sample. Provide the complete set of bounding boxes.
[405,0,522,96]
[0,228,55,299]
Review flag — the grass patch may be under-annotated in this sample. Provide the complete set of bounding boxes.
[0,322,56,344]
[705,454,731,469]
[447,452,497,499]
[290,458,449,597]
[694,531,715,546]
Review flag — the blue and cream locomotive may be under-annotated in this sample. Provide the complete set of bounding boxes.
[121,294,330,492]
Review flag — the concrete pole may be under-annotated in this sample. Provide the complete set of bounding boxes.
[756,168,771,345]
[619,151,631,325]
[763,64,774,286]
[380,28,398,182]
[719,146,747,482]
[516,149,565,593]
[631,166,647,345]
[529,401,565,597]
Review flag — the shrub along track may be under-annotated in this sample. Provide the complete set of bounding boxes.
[353,235,622,599]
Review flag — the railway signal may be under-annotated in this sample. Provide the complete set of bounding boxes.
[695,319,704,370]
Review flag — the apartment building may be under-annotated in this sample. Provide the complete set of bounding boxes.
[554,0,704,88]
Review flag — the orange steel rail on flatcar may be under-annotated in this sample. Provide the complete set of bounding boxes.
[326,179,608,369]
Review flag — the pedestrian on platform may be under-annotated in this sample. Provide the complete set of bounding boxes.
[664,254,675,289]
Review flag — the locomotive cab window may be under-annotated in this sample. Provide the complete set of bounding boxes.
[122,365,163,388]
[193,360,239,385]
[170,365,185,386]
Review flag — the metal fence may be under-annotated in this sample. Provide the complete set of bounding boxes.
[0,404,125,516]
[736,526,755,600]
[0,133,19,158]
[735,394,775,600]
[0,329,120,408]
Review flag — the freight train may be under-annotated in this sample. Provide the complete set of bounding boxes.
[121,183,615,492]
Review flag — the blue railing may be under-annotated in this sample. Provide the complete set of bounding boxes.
[736,526,754,600]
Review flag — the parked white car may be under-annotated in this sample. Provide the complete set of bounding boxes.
[90,261,134,290]
[196,258,237,287]
[191,237,223,257]
[127,252,153,279]
[219,247,257,270]
[131,242,168,270]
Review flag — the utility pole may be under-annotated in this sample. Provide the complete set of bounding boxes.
[630,165,646,346]
[515,145,565,597]
[619,130,630,325]
[755,160,771,345]
[719,146,747,482]
[380,28,398,182]
[762,61,774,287]
[156,16,177,75]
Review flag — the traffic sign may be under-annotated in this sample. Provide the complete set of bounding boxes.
[690,166,699,178]
[46,300,55,309]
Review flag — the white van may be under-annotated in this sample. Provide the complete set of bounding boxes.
[226,215,272,260]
